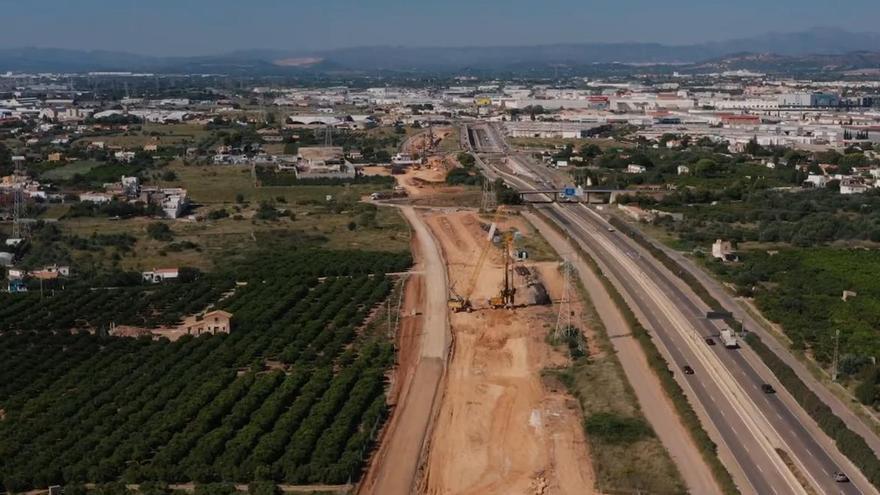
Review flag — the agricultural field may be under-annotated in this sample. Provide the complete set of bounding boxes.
[0,274,233,331]
[622,181,880,402]
[0,248,411,490]
[4,160,410,274]
[708,248,880,380]
[158,162,390,205]
[639,188,880,250]
[39,160,103,181]
[73,123,211,149]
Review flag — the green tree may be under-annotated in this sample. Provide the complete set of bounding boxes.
[457,152,476,168]
[146,222,173,242]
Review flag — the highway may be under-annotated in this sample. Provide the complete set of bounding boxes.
[466,122,876,495]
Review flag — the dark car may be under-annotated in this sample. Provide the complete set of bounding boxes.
[705,337,716,346]
[761,384,776,394]
[834,472,850,483]
[682,365,695,375]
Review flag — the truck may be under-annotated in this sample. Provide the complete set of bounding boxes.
[370,190,408,201]
[720,329,738,349]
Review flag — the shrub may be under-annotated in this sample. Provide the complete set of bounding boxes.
[586,412,654,444]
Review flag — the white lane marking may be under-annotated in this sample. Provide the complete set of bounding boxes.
[563,203,811,495]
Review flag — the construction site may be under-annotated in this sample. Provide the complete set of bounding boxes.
[419,209,594,494]
[358,123,601,495]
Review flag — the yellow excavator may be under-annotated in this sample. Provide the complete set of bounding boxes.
[447,207,505,313]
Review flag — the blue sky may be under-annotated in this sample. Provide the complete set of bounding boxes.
[0,0,877,55]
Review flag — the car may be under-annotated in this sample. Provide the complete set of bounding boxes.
[682,365,695,375]
[705,337,716,346]
[761,384,776,394]
[834,472,850,483]
[607,227,616,232]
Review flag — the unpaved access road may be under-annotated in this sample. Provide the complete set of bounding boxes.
[525,211,722,495]
[359,206,451,495]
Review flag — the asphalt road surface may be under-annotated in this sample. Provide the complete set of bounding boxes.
[474,130,874,495]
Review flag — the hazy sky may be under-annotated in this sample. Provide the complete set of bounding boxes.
[1,0,878,55]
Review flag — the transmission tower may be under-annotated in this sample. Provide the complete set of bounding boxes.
[11,156,26,240]
[480,177,497,212]
[554,258,574,341]
[426,123,435,154]
[323,124,333,147]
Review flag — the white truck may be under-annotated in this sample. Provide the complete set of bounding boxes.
[720,329,738,348]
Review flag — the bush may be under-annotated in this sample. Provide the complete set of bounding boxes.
[457,152,476,168]
[247,481,279,495]
[446,167,480,186]
[585,412,654,444]
[255,202,279,221]
[747,333,880,488]
[146,222,173,242]
[207,209,229,220]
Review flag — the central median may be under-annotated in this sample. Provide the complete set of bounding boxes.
[606,214,880,491]
[530,207,741,495]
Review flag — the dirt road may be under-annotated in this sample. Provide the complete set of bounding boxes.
[524,211,722,495]
[360,206,451,495]
[421,210,594,495]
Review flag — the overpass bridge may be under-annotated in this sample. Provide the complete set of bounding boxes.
[518,188,624,204]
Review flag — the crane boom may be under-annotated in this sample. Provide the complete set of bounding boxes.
[448,207,505,312]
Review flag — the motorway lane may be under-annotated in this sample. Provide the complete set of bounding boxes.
[573,204,866,495]
[488,158,865,494]
[476,122,875,494]
[541,204,793,495]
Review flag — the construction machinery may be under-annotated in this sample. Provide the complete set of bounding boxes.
[447,207,505,312]
[488,233,516,309]
[447,283,472,313]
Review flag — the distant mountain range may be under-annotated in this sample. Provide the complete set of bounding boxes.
[2,27,880,74]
